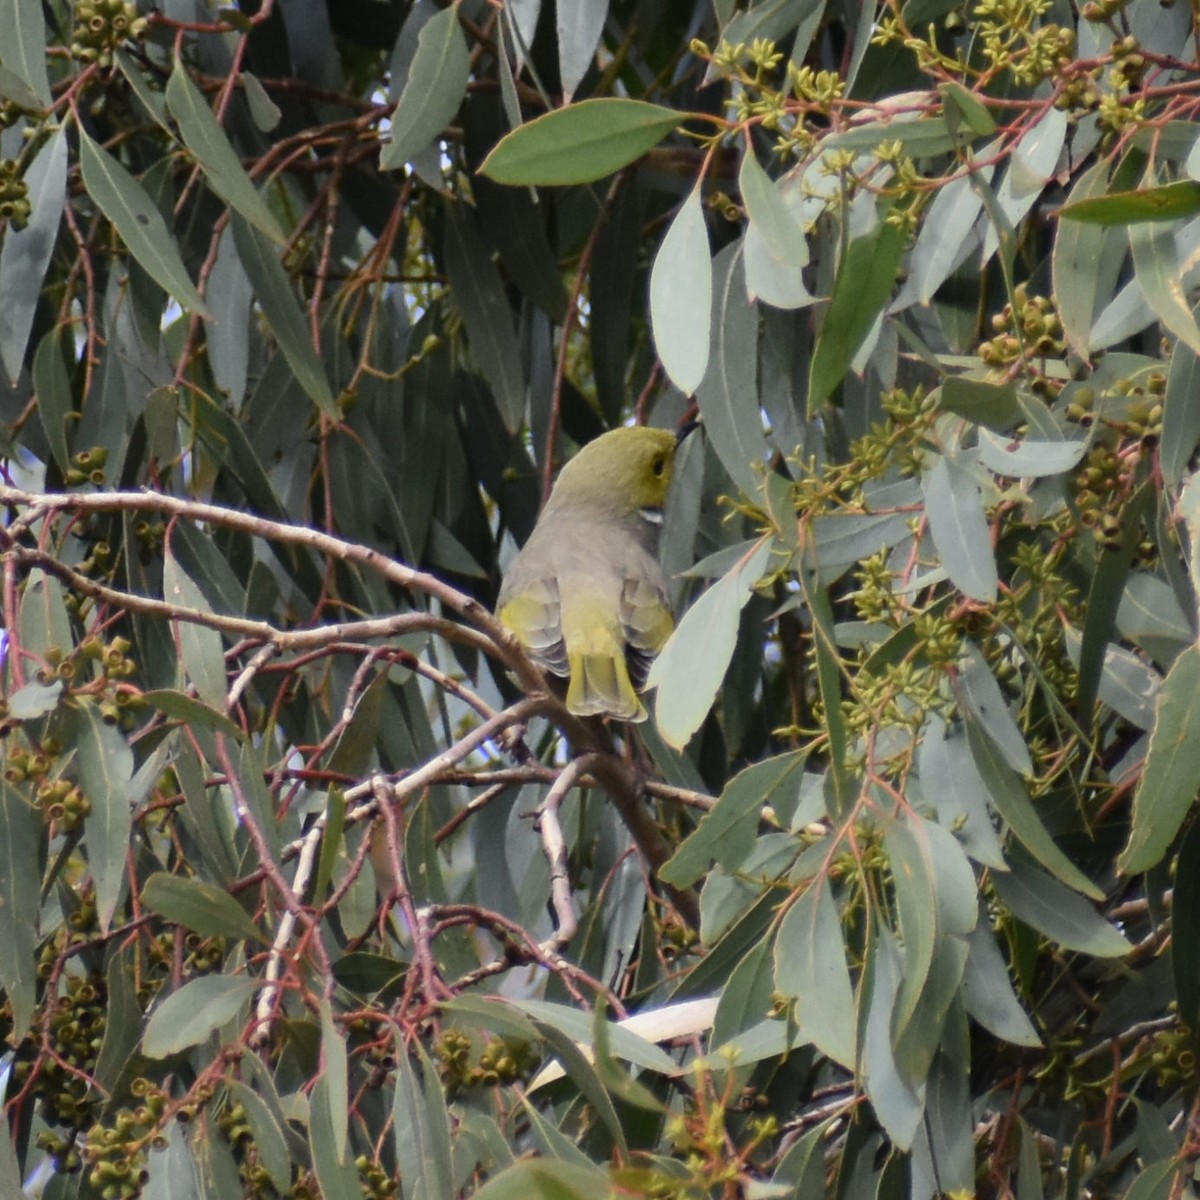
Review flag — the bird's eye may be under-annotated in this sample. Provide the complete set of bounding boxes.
[652,456,666,477]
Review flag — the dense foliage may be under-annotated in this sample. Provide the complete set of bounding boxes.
[1,0,1200,1196]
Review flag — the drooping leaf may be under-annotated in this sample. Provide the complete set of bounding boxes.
[319,999,349,1165]
[1052,157,1111,358]
[473,1160,612,1200]
[965,716,1102,899]
[992,854,1129,957]
[1119,643,1200,874]
[165,59,284,242]
[739,148,808,266]
[774,878,856,1068]
[443,204,526,431]
[883,816,938,1042]
[962,917,1040,1046]
[976,427,1087,478]
[957,643,1032,775]
[1162,338,1200,489]
[380,4,470,170]
[0,127,67,383]
[163,546,229,710]
[75,703,136,931]
[650,185,712,396]
[1130,212,1200,358]
[0,780,39,1035]
[660,751,806,887]
[808,214,907,412]
[0,0,50,105]
[649,538,774,749]
[231,215,338,418]
[695,244,774,496]
[556,0,607,97]
[77,128,210,317]
[923,454,999,603]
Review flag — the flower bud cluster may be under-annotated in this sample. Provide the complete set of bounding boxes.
[71,0,150,68]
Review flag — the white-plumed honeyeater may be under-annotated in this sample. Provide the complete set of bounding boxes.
[497,425,679,721]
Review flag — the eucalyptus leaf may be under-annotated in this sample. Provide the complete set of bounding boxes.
[650,185,712,396]
[774,878,856,1067]
[479,98,680,185]
[143,975,259,1058]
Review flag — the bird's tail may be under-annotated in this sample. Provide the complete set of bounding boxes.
[566,648,645,721]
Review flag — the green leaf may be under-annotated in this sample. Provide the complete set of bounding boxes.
[1122,1160,1180,1200]
[77,127,210,317]
[393,1038,456,1200]
[992,854,1130,957]
[917,715,1007,869]
[93,949,146,1092]
[907,169,986,305]
[1172,816,1200,1030]
[557,0,606,97]
[957,643,1032,776]
[660,751,806,888]
[0,780,40,1035]
[711,936,775,1050]
[1052,157,1110,358]
[650,185,712,396]
[976,427,1087,478]
[319,999,349,1165]
[142,872,264,943]
[739,148,807,266]
[937,376,1022,429]
[165,58,285,242]
[1119,643,1200,874]
[862,924,923,1148]
[962,918,1040,1045]
[883,816,938,1041]
[807,215,907,412]
[143,688,241,738]
[8,678,62,719]
[231,214,338,418]
[163,547,229,710]
[1117,572,1193,645]
[443,205,525,431]
[1058,180,1200,224]
[0,127,67,383]
[1162,337,1200,489]
[1130,212,1200,359]
[32,329,73,475]
[0,0,50,105]
[228,1081,293,1192]
[75,703,135,931]
[648,538,773,750]
[695,244,774,497]
[965,716,1102,899]
[310,1072,362,1200]
[143,975,259,1057]
[380,4,469,171]
[774,878,856,1067]
[473,1161,611,1200]
[1016,1118,1045,1200]
[513,999,680,1076]
[923,454,998,603]
[478,98,681,185]
[803,575,852,819]
[939,81,996,136]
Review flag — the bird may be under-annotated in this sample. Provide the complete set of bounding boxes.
[497,425,679,721]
